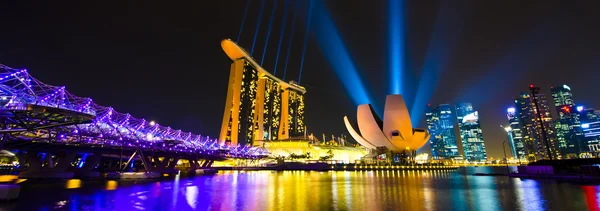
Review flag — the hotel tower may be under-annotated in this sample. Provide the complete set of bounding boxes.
[219,39,306,146]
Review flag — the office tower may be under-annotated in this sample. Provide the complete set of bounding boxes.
[455,103,487,162]
[425,105,443,159]
[506,107,527,160]
[551,84,583,158]
[514,91,559,161]
[426,104,459,160]
[580,108,600,155]
[219,39,306,146]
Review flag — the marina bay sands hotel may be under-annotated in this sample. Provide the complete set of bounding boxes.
[219,39,306,146]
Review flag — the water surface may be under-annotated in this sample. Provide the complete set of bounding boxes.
[2,168,599,210]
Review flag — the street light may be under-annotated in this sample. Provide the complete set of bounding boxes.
[500,125,511,174]
[149,120,156,126]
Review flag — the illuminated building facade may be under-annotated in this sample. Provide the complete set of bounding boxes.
[580,108,600,156]
[514,92,559,160]
[456,103,487,162]
[264,140,368,164]
[551,84,584,158]
[219,39,306,146]
[425,105,443,159]
[506,107,527,160]
[426,104,459,160]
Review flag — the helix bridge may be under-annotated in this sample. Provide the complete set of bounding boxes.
[0,63,269,161]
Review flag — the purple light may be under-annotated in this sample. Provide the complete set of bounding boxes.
[0,64,265,158]
[577,106,584,112]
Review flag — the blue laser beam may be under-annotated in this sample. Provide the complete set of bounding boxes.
[297,0,314,84]
[456,20,565,105]
[236,0,251,43]
[272,0,291,76]
[250,0,266,55]
[260,0,278,66]
[410,1,467,126]
[311,0,373,106]
[388,0,404,95]
[282,0,299,80]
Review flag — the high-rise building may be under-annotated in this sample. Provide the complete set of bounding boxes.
[506,107,527,160]
[425,105,443,158]
[580,108,600,156]
[551,84,583,158]
[426,104,459,160]
[219,39,306,146]
[514,91,559,161]
[455,103,487,162]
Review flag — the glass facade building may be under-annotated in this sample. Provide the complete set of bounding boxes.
[551,84,583,158]
[514,92,559,161]
[456,103,487,162]
[580,108,600,156]
[426,104,459,160]
[506,108,527,160]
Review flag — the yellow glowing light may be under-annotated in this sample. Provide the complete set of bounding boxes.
[106,180,118,190]
[16,179,27,184]
[163,174,169,177]
[0,175,17,183]
[66,179,82,189]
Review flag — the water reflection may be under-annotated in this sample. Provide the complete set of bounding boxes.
[1,168,598,210]
[106,180,118,190]
[65,179,81,189]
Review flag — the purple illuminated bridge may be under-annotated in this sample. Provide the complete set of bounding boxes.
[0,64,267,178]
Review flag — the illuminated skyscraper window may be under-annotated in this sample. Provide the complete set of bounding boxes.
[456,103,487,162]
[219,40,306,146]
[426,104,459,160]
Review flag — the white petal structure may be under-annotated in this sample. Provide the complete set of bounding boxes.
[344,94,430,152]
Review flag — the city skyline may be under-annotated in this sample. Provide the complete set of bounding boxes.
[3,1,600,210]
[1,1,600,158]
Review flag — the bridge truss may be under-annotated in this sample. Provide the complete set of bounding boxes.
[0,64,268,159]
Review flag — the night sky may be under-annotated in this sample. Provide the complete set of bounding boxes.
[1,1,599,158]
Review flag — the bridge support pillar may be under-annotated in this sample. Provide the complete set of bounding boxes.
[167,158,179,169]
[202,160,214,168]
[73,153,101,178]
[138,156,153,172]
[186,158,217,176]
[19,151,77,179]
[150,157,179,174]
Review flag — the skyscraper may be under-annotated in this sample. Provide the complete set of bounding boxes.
[456,103,487,162]
[425,105,443,159]
[580,107,600,156]
[219,39,306,146]
[551,84,583,158]
[426,104,459,160]
[514,91,559,161]
[506,107,527,160]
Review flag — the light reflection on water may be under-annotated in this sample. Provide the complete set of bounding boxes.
[1,167,599,210]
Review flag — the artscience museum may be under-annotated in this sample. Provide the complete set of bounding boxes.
[344,95,430,161]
